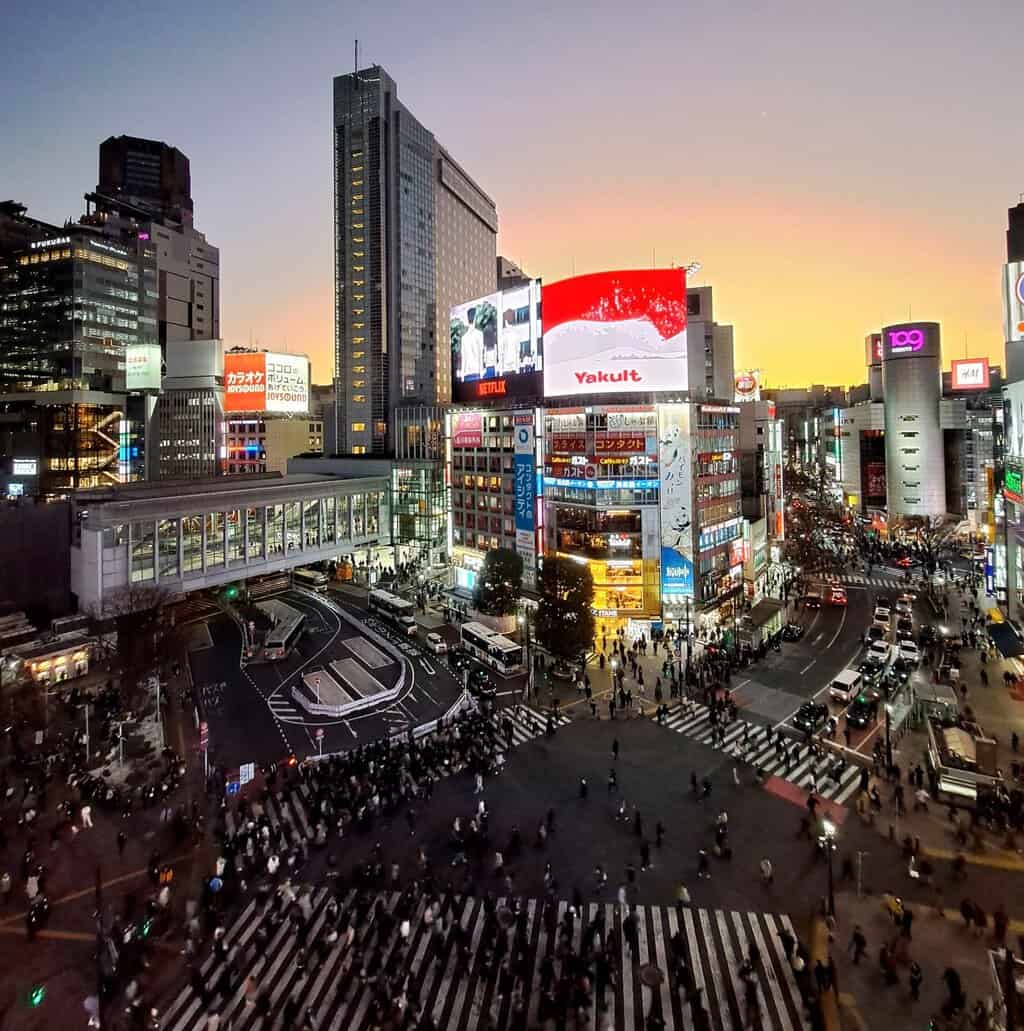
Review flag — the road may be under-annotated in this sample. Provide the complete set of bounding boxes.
[187,590,465,770]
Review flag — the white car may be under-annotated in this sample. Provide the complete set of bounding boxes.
[873,606,891,628]
[425,632,448,655]
[898,640,920,666]
[895,598,913,617]
[868,640,891,665]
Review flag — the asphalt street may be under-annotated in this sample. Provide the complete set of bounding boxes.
[187,591,464,770]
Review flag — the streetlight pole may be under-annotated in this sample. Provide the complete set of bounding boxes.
[885,703,893,770]
[822,819,837,918]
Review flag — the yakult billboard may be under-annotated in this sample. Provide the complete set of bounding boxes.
[224,352,310,413]
[542,269,688,398]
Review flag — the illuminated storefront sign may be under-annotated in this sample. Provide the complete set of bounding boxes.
[594,434,646,453]
[549,433,586,453]
[1005,468,1024,504]
[951,358,990,391]
[887,327,925,354]
[451,412,483,448]
[513,424,536,563]
[12,459,37,476]
[658,404,695,600]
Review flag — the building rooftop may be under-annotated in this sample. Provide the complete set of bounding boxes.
[74,472,378,506]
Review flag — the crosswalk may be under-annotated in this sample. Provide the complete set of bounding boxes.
[657,703,865,806]
[267,694,301,722]
[843,573,912,592]
[161,887,808,1031]
[497,704,572,747]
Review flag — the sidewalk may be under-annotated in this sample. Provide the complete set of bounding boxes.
[828,890,998,1030]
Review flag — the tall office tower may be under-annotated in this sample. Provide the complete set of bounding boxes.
[332,66,496,455]
[91,136,219,347]
[98,135,193,226]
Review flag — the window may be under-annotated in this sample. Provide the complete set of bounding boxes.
[158,518,179,578]
[351,422,366,432]
[206,513,224,567]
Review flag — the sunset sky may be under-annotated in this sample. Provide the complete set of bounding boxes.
[4,0,1022,387]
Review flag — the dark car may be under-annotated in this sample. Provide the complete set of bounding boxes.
[897,616,914,636]
[866,624,885,643]
[846,693,879,728]
[467,667,497,701]
[857,656,885,685]
[802,593,822,609]
[781,622,805,642]
[919,624,939,645]
[793,701,829,733]
[447,649,471,675]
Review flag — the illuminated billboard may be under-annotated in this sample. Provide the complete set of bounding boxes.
[1004,262,1024,343]
[1004,380,1024,461]
[451,280,542,404]
[224,352,310,413]
[951,358,990,391]
[542,268,688,398]
[657,404,695,603]
[126,343,162,392]
[734,369,761,402]
[451,412,483,448]
[865,333,882,367]
[881,322,940,360]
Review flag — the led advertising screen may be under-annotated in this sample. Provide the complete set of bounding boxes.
[224,352,310,413]
[1004,262,1024,343]
[657,404,695,603]
[881,322,941,360]
[951,358,990,391]
[542,269,688,398]
[451,280,542,404]
[125,343,163,392]
[1004,380,1024,461]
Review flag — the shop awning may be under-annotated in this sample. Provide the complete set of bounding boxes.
[989,620,1024,658]
[748,597,784,627]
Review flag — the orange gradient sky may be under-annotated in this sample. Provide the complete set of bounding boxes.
[4,0,1020,388]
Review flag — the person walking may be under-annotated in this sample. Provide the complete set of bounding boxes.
[909,960,923,1001]
[607,769,617,794]
[697,850,710,879]
[640,840,651,872]
[612,738,620,762]
[849,925,867,964]
[759,857,773,887]
[81,803,93,829]
[579,777,588,800]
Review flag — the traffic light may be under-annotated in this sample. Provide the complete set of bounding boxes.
[224,586,239,600]
[28,983,45,1007]
[139,916,154,938]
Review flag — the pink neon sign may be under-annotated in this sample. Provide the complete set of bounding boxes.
[887,327,925,354]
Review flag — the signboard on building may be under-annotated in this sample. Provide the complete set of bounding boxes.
[224,352,310,413]
[451,411,483,448]
[733,369,761,402]
[882,323,940,360]
[657,404,694,602]
[125,343,162,392]
[1003,262,1024,343]
[542,269,688,398]
[12,459,37,477]
[865,333,883,367]
[1004,380,1024,461]
[594,433,646,453]
[451,280,543,405]
[951,358,990,391]
[513,423,536,564]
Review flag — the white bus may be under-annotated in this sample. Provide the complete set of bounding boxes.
[264,611,306,660]
[460,621,525,676]
[367,589,418,636]
[293,568,329,592]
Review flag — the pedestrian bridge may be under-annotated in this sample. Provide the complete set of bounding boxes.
[70,473,388,615]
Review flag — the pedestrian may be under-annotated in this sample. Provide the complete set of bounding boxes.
[81,803,93,829]
[579,777,588,800]
[697,850,710,879]
[474,772,484,796]
[732,765,741,786]
[759,857,773,886]
[612,738,620,762]
[849,925,866,965]
[607,769,617,793]
[909,960,923,1001]
[656,820,665,847]
[641,840,651,872]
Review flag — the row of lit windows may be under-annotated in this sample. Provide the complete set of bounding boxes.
[17,248,71,265]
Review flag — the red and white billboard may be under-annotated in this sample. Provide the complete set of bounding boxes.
[542,269,688,398]
[224,352,310,413]
[451,412,483,448]
[734,369,761,402]
[951,358,990,391]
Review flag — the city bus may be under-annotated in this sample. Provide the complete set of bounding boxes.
[460,621,525,676]
[264,611,306,660]
[367,589,418,636]
[292,567,329,593]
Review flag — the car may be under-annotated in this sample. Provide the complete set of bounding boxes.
[895,597,913,617]
[896,616,914,636]
[829,587,848,606]
[467,667,497,701]
[425,632,447,655]
[895,556,913,569]
[868,639,891,665]
[447,649,471,674]
[918,624,939,645]
[846,694,880,728]
[867,624,886,643]
[858,655,885,684]
[830,669,864,704]
[793,701,829,733]
[898,640,921,666]
[781,622,805,642]
[803,593,822,609]
[873,606,891,627]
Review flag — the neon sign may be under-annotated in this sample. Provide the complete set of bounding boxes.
[887,328,925,354]
[477,379,507,398]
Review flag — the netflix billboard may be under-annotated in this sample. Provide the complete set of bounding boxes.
[542,268,688,398]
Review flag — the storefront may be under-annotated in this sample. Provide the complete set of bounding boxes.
[19,638,94,685]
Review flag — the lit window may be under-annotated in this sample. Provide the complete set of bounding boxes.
[351,422,366,432]
[352,394,366,402]
[352,445,367,454]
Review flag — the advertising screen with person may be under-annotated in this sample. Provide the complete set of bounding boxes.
[451,281,542,404]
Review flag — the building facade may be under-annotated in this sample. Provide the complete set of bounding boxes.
[156,338,224,480]
[332,65,496,455]
[225,416,324,475]
[70,473,388,614]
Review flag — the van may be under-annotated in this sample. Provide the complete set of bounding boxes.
[829,668,863,704]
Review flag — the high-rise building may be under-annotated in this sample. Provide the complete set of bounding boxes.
[156,338,224,479]
[332,65,496,455]
[97,135,193,225]
[0,213,157,497]
[89,136,219,348]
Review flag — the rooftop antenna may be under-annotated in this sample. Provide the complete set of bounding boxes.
[355,39,359,74]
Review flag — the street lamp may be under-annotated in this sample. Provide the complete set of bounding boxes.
[821,818,838,918]
[518,612,533,701]
[884,702,893,770]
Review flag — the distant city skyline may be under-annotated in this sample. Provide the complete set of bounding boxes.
[3,0,1022,386]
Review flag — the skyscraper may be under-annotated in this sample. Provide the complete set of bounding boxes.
[98,135,193,225]
[332,66,496,455]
